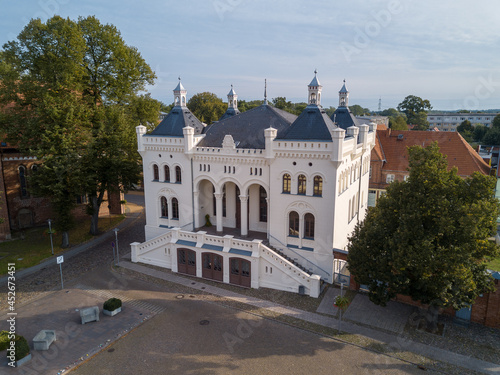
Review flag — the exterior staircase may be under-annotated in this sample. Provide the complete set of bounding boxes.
[263,241,313,276]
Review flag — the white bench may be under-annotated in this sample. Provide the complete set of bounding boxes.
[33,330,56,350]
[80,306,99,324]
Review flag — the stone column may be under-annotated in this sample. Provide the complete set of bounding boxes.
[214,193,223,232]
[193,191,199,229]
[240,195,248,236]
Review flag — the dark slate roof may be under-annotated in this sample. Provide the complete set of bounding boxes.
[331,106,360,131]
[218,107,241,121]
[198,104,297,149]
[276,105,336,141]
[150,106,204,136]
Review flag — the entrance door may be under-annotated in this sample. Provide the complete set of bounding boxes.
[177,248,196,276]
[229,258,251,287]
[202,253,223,281]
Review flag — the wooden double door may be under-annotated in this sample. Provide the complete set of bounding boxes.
[202,252,223,281]
[177,248,196,276]
[229,258,251,288]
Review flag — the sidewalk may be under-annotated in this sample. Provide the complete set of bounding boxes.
[0,199,144,285]
[118,260,500,375]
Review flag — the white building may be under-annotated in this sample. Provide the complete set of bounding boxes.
[131,73,377,297]
[427,112,499,131]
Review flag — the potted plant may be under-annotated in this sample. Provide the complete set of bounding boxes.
[6,335,31,367]
[334,295,350,310]
[205,214,212,227]
[103,298,122,316]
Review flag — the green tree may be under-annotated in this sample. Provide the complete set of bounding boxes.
[238,99,262,112]
[0,15,156,239]
[272,96,292,110]
[324,106,336,117]
[397,95,432,130]
[349,104,370,116]
[457,120,474,143]
[492,114,500,129]
[347,143,500,330]
[380,108,400,117]
[473,124,488,143]
[482,127,500,145]
[457,120,473,133]
[388,115,408,130]
[187,92,226,124]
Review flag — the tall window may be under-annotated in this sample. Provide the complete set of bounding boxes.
[172,198,179,219]
[304,213,315,239]
[282,174,291,193]
[259,186,267,222]
[160,196,168,217]
[289,211,299,236]
[164,165,170,182]
[313,176,323,197]
[175,166,182,183]
[297,175,306,195]
[19,166,28,197]
[153,164,159,180]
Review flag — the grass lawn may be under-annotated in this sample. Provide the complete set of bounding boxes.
[486,257,500,272]
[0,214,125,276]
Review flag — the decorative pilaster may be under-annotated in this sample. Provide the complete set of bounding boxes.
[214,193,223,232]
[239,195,249,236]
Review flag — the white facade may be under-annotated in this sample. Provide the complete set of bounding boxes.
[428,112,499,131]
[132,75,377,297]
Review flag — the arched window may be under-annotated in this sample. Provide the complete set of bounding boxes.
[153,164,159,181]
[164,165,170,182]
[19,166,28,198]
[160,196,168,218]
[172,198,179,219]
[282,174,291,193]
[304,213,315,239]
[259,186,267,222]
[289,211,299,237]
[175,166,182,183]
[313,176,323,197]
[297,175,306,195]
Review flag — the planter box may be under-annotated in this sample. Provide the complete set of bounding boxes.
[15,353,32,367]
[103,307,121,316]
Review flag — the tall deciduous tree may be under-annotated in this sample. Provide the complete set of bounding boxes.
[347,143,500,330]
[0,15,158,241]
[491,114,500,129]
[397,95,432,130]
[187,92,226,124]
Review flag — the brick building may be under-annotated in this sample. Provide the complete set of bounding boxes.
[368,129,491,206]
[0,141,123,240]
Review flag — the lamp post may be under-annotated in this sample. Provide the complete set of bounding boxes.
[113,228,119,266]
[48,219,54,255]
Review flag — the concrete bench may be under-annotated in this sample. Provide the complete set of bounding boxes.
[33,330,56,350]
[80,306,99,324]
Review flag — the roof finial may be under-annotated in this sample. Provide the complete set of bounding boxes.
[314,69,317,75]
[343,78,345,84]
[264,79,267,105]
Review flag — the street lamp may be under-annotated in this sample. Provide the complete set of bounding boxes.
[113,228,119,266]
[48,219,54,255]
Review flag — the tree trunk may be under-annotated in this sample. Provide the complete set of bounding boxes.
[61,231,70,248]
[90,195,100,235]
[426,304,440,333]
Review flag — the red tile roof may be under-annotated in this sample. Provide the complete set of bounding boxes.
[375,130,490,176]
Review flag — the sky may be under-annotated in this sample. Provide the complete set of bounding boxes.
[0,0,499,111]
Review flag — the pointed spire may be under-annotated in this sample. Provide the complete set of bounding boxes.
[227,84,238,110]
[173,76,187,107]
[308,70,322,107]
[264,79,268,105]
[338,79,349,107]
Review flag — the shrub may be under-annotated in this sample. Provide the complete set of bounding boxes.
[0,330,10,351]
[13,335,30,361]
[103,298,122,312]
